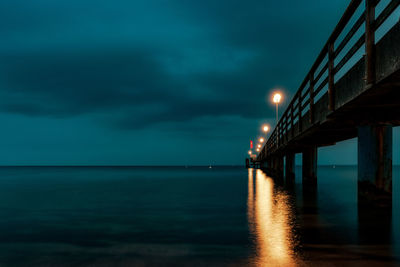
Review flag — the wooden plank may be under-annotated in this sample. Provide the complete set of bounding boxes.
[309,72,315,123]
[314,77,328,97]
[334,35,364,74]
[375,0,400,30]
[328,42,335,111]
[334,11,365,57]
[314,61,328,85]
[298,93,303,132]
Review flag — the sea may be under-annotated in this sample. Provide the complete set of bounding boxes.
[0,166,398,266]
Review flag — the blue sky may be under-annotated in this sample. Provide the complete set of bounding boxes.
[0,0,398,165]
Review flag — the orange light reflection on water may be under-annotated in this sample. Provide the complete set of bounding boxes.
[247,169,298,267]
[248,169,255,234]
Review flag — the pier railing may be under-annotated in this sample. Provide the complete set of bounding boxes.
[260,0,400,160]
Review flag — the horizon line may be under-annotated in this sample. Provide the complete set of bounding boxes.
[0,164,376,167]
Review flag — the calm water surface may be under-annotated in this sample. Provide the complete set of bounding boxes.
[0,166,398,266]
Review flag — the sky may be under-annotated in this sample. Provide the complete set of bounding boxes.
[0,0,399,165]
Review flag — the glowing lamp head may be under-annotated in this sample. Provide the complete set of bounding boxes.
[259,137,265,143]
[256,148,260,152]
[262,124,270,132]
[273,93,282,104]
[248,150,252,155]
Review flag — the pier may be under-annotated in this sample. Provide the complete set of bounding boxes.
[255,0,400,207]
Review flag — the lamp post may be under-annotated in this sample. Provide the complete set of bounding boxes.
[272,92,283,147]
[272,92,282,125]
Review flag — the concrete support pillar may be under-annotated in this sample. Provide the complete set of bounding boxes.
[271,157,276,170]
[275,155,284,183]
[285,152,295,180]
[270,156,284,179]
[302,146,317,185]
[280,156,284,175]
[358,125,392,207]
[261,160,268,169]
[273,157,278,170]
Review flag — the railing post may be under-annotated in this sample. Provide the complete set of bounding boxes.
[279,126,281,146]
[291,105,294,138]
[365,0,376,85]
[285,116,288,143]
[309,73,315,123]
[276,128,279,149]
[283,117,286,143]
[298,93,302,132]
[328,43,335,111]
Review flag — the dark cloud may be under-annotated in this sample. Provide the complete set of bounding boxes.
[0,48,179,117]
[0,46,281,129]
[0,0,350,132]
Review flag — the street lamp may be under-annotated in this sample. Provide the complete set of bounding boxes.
[248,150,252,155]
[260,124,270,157]
[256,148,260,152]
[261,124,269,148]
[257,144,262,148]
[262,124,270,133]
[272,92,283,125]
